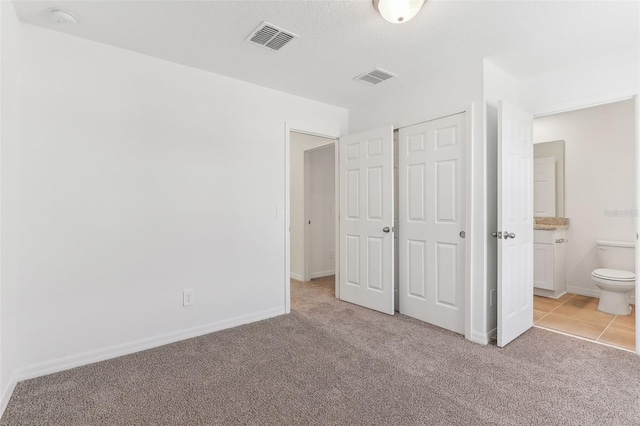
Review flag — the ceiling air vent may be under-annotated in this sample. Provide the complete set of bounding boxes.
[245,21,299,52]
[355,68,397,86]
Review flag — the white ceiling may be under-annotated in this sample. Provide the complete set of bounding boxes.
[12,0,640,109]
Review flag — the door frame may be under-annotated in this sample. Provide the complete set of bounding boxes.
[284,122,340,314]
[531,93,639,355]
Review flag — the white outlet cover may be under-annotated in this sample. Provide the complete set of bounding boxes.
[183,289,194,307]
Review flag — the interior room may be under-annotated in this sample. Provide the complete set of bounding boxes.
[531,99,636,351]
[0,0,638,424]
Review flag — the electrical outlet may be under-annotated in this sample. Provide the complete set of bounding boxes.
[183,289,194,307]
[329,250,335,259]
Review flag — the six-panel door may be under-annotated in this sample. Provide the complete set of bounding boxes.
[398,113,466,334]
[339,126,395,315]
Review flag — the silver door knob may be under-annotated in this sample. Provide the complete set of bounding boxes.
[504,232,516,239]
[492,231,502,239]
[383,227,390,233]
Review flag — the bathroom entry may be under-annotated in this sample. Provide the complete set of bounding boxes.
[530,98,637,352]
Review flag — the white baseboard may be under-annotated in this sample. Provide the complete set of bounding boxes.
[566,285,600,298]
[0,372,18,418]
[470,329,492,345]
[310,270,335,279]
[17,307,285,382]
[566,285,635,303]
[290,272,303,281]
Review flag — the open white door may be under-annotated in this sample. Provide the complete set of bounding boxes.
[497,101,534,347]
[339,126,394,315]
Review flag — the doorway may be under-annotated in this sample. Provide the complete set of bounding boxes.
[531,98,636,352]
[288,131,338,286]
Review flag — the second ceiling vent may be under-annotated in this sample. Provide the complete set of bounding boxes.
[355,68,397,86]
[246,21,299,52]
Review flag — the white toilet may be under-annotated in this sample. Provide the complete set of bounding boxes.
[591,240,635,316]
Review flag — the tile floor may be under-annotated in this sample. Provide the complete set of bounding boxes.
[534,293,636,351]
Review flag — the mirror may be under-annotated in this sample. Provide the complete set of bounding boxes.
[533,140,565,217]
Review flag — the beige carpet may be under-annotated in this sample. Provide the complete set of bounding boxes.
[2,276,639,425]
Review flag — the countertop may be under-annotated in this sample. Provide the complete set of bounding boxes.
[534,217,570,230]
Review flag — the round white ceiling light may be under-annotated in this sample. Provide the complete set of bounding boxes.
[373,0,425,24]
[50,9,78,25]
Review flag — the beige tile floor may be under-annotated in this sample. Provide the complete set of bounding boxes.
[534,293,636,351]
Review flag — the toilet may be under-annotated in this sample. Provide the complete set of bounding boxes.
[591,240,635,316]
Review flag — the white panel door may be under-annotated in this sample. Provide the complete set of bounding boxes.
[398,113,466,334]
[533,156,556,217]
[339,126,394,315]
[497,100,534,347]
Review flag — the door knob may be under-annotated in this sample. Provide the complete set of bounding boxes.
[459,231,466,238]
[492,231,502,239]
[383,227,390,233]
[504,232,516,239]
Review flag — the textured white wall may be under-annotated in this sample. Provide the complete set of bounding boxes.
[533,99,636,297]
[308,145,335,278]
[522,48,639,117]
[16,24,347,371]
[289,133,335,280]
[0,1,22,408]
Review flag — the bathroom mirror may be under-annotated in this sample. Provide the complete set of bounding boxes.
[533,140,565,217]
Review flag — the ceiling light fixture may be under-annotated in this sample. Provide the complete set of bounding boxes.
[50,9,78,25]
[373,0,425,24]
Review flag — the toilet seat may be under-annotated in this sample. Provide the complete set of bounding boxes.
[591,268,635,282]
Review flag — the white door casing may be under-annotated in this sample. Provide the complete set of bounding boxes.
[497,100,534,347]
[339,126,395,315]
[533,156,556,217]
[398,113,466,334]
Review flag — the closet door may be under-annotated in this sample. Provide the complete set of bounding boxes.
[339,126,395,315]
[398,113,466,334]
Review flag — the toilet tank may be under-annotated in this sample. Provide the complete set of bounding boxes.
[596,240,636,271]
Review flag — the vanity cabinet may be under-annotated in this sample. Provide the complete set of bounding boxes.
[533,229,567,298]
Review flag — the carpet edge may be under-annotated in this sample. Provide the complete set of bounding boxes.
[16,307,286,382]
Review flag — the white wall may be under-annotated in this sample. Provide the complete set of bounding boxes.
[289,133,335,281]
[483,60,521,335]
[308,145,335,278]
[533,99,636,297]
[522,47,639,117]
[349,60,490,343]
[15,24,347,374]
[0,1,22,409]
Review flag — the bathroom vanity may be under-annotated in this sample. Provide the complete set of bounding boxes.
[533,217,569,298]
